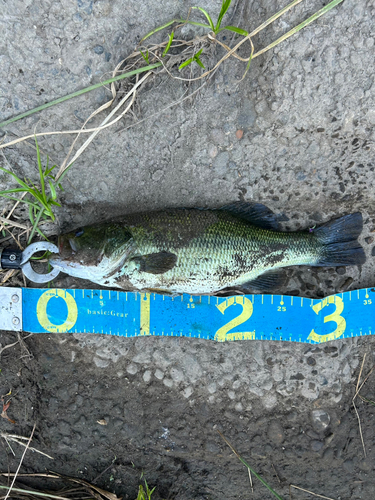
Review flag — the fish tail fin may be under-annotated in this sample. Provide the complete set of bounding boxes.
[314,212,365,266]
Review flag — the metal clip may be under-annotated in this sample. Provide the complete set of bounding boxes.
[20,242,60,283]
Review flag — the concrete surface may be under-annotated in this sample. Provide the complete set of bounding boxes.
[1,0,375,498]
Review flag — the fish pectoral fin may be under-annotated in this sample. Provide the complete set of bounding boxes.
[241,270,286,291]
[132,251,177,275]
[219,201,287,230]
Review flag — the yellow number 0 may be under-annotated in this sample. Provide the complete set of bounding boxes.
[37,289,78,333]
[215,297,254,342]
[308,296,346,343]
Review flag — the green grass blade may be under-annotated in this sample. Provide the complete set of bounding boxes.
[218,431,284,500]
[162,31,174,57]
[141,19,180,42]
[0,166,30,189]
[43,154,49,176]
[45,164,57,176]
[139,50,149,64]
[0,64,162,128]
[243,50,253,78]
[0,188,29,194]
[48,179,57,200]
[219,25,248,36]
[179,57,194,70]
[57,162,74,183]
[34,136,46,199]
[193,7,215,31]
[195,56,205,68]
[0,194,39,208]
[49,200,61,207]
[215,0,232,32]
[141,19,211,42]
[253,0,345,59]
[28,207,46,244]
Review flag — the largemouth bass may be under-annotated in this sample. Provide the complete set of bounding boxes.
[49,202,365,294]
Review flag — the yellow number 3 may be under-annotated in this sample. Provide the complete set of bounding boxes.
[308,296,346,343]
[215,297,254,342]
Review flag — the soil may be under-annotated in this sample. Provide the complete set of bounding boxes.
[1,0,375,498]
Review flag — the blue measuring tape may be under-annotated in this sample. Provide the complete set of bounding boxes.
[17,286,374,343]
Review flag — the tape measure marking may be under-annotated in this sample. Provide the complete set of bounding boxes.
[19,287,375,344]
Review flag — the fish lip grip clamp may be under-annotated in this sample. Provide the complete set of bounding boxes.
[0,242,60,283]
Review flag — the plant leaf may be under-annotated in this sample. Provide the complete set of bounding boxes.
[179,57,194,70]
[0,188,29,194]
[48,179,57,200]
[0,166,30,190]
[195,55,205,68]
[215,0,232,32]
[162,31,174,57]
[218,25,248,36]
[34,135,46,199]
[139,50,149,64]
[193,6,215,31]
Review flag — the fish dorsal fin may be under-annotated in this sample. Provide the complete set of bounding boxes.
[219,202,282,230]
[132,251,177,275]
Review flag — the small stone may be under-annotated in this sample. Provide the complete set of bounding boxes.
[143,370,152,383]
[163,378,173,388]
[365,236,374,244]
[307,357,316,366]
[93,357,110,368]
[343,459,355,473]
[207,382,217,394]
[236,129,243,139]
[154,369,164,380]
[208,144,218,158]
[235,402,243,412]
[267,421,285,445]
[126,364,138,375]
[372,247,375,257]
[93,45,104,54]
[183,386,193,399]
[336,266,346,275]
[170,368,184,383]
[311,440,323,452]
[152,169,163,181]
[311,409,330,432]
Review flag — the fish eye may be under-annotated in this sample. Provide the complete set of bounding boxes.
[75,228,84,237]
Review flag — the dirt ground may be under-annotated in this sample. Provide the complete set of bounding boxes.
[1,0,375,498]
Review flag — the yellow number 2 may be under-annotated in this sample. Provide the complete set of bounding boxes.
[214,297,254,342]
[308,296,346,343]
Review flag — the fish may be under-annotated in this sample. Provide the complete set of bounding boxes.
[49,202,365,294]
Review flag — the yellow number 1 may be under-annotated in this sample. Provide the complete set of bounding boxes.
[214,297,254,342]
[308,296,346,343]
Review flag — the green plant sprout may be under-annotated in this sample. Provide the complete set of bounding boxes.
[179,48,205,70]
[0,136,63,243]
[136,478,156,500]
[162,31,174,57]
[139,49,150,64]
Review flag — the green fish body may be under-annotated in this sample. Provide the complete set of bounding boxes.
[49,203,365,294]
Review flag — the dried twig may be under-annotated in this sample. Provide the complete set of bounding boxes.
[290,484,337,500]
[352,355,367,457]
[1,433,53,460]
[3,423,36,500]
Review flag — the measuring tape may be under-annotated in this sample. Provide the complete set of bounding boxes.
[1,286,374,343]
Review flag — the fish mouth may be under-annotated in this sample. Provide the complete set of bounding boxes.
[53,235,77,260]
